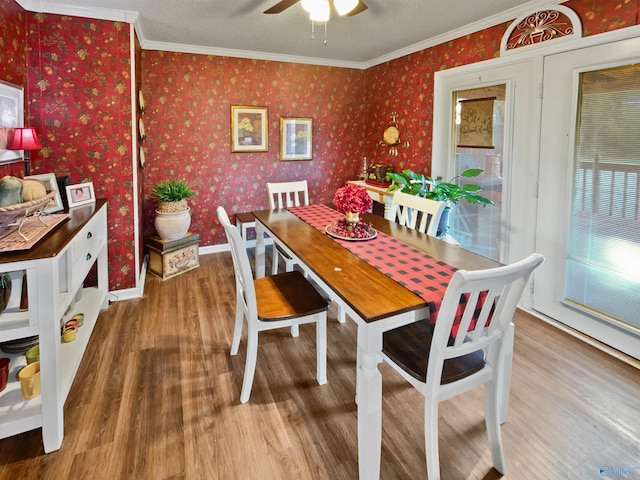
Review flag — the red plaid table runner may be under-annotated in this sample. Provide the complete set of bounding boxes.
[288,204,458,324]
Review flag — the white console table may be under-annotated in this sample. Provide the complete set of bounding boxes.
[347,180,395,220]
[0,199,108,452]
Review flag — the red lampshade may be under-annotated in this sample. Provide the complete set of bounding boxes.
[8,127,42,151]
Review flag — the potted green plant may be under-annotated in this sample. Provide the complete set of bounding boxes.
[152,179,195,241]
[387,168,493,237]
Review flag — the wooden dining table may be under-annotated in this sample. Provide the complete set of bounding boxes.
[253,206,500,480]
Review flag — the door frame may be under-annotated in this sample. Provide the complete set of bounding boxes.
[433,25,640,317]
[433,57,542,307]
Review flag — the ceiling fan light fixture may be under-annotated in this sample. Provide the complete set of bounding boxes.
[309,0,330,22]
[301,0,317,14]
[334,0,358,16]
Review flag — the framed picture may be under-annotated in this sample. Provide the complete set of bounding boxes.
[66,182,95,208]
[0,80,24,165]
[231,105,268,152]
[279,117,313,161]
[25,173,64,213]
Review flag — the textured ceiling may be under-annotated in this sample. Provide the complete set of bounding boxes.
[20,0,557,67]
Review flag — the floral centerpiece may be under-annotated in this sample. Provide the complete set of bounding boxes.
[330,184,375,240]
[333,184,373,221]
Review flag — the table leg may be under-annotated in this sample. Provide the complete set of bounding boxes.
[383,195,394,221]
[36,268,64,453]
[357,326,383,480]
[498,322,515,424]
[255,221,266,278]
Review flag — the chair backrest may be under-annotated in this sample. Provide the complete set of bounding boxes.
[391,190,446,237]
[267,180,309,209]
[216,206,257,321]
[428,253,545,389]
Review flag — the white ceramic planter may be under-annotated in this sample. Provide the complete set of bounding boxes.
[154,208,191,241]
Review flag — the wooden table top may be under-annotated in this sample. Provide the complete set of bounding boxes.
[252,208,500,323]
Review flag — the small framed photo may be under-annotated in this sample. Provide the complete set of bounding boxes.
[231,105,268,152]
[279,117,312,161]
[25,173,64,213]
[66,182,95,208]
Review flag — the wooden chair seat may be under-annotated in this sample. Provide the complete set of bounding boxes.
[383,319,485,384]
[256,271,328,321]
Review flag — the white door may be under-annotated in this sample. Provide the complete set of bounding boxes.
[535,37,640,359]
[433,59,541,271]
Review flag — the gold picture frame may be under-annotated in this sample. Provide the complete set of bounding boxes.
[279,117,312,161]
[231,105,268,152]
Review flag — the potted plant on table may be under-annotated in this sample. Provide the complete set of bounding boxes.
[152,179,195,241]
[387,168,493,238]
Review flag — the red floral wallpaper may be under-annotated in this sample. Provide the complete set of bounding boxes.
[362,0,639,176]
[0,0,25,91]
[140,53,365,246]
[0,0,28,179]
[10,8,135,291]
[0,0,638,291]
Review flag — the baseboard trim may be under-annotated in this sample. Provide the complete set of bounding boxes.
[521,307,640,369]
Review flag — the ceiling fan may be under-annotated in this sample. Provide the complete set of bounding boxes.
[264,0,368,17]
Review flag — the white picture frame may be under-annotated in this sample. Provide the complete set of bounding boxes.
[0,80,24,165]
[66,182,95,208]
[25,173,64,213]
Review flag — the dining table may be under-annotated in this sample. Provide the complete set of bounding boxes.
[253,204,501,480]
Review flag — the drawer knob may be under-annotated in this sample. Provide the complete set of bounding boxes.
[86,253,92,261]
[86,232,93,239]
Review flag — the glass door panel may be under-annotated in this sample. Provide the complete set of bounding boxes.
[567,64,640,329]
[534,36,640,359]
[451,85,506,262]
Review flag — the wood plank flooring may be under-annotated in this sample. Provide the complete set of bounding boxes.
[0,250,638,479]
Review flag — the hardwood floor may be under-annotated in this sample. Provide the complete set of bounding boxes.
[1,250,638,479]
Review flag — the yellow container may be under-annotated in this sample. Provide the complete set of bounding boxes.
[62,327,77,343]
[18,361,41,399]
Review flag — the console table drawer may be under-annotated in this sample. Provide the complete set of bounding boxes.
[71,207,106,266]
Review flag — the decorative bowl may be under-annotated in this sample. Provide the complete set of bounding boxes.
[25,345,40,365]
[62,326,77,343]
[0,191,57,231]
[71,313,85,327]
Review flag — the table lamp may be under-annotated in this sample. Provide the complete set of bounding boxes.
[7,127,42,176]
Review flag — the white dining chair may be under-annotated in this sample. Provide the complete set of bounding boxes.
[217,206,328,404]
[266,180,309,275]
[391,190,446,237]
[266,180,347,327]
[381,253,544,479]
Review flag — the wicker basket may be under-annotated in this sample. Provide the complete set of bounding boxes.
[0,191,57,230]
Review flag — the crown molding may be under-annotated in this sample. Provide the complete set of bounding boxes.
[16,0,563,70]
[364,0,562,68]
[16,0,139,23]
[139,39,367,69]
[16,0,366,68]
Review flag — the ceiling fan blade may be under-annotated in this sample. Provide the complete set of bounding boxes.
[264,0,300,14]
[347,0,368,16]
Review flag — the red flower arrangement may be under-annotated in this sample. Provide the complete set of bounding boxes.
[333,184,373,214]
